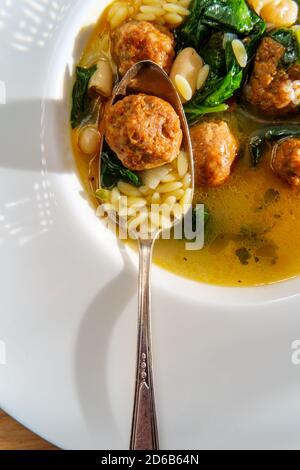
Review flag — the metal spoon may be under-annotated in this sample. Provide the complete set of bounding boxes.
[98,60,194,450]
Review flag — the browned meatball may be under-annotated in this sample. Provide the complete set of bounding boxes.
[113,21,175,76]
[190,121,238,187]
[272,138,300,187]
[246,37,300,116]
[105,94,183,171]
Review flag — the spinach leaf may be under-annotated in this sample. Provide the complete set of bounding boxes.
[268,28,300,69]
[243,18,266,60]
[201,32,227,75]
[101,144,142,189]
[174,0,209,50]
[265,126,300,141]
[202,0,260,34]
[203,61,243,106]
[184,43,242,123]
[249,135,265,167]
[176,0,264,51]
[71,65,97,129]
[177,0,265,124]
[183,102,229,126]
[235,247,251,265]
[249,126,300,166]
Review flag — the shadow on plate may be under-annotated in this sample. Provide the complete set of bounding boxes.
[73,240,137,449]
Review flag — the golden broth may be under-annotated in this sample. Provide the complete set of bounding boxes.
[71,1,300,287]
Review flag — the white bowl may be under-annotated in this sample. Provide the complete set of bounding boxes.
[1,0,300,450]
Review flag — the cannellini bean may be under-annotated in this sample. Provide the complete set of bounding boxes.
[89,60,113,98]
[261,0,298,27]
[170,48,203,102]
[78,126,100,155]
[232,39,248,68]
[247,0,265,14]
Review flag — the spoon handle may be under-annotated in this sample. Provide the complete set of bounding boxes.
[130,238,159,450]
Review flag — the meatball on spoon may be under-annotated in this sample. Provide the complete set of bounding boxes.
[98,61,193,450]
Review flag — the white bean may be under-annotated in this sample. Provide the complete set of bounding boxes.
[170,48,203,102]
[78,126,100,155]
[89,60,113,98]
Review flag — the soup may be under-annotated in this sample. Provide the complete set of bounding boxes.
[71,0,300,286]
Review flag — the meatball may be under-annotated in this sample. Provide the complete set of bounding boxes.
[190,121,238,187]
[246,37,300,116]
[113,21,175,76]
[272,138,300,187]
[105,94,183,171]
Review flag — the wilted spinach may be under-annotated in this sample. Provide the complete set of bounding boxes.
[201,0,261,33]
[71,65,97,129]
[176,0,263,50]
[174,0,208,50]
[249,126,300,166]
[268,28,300,69]
[101,144,142,189]
[200,32,227,75]
[184,41,243,124]
[248,135,264,167]
[177,0,265,124]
